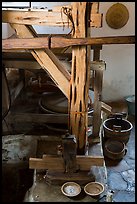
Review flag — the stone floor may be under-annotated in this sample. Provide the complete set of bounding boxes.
[104,115,135,202]
[2,115,135,202]
[2,86,135,202]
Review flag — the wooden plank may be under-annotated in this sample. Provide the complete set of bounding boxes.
[76,155,104,170]
[2,9,72,27]
[10,24,70,98]
[2,60,107,72]
[10,80,24,104]
[2,70,10,118]
[101,101,112,115]
[29,157,65,171]
[2,36,135,50]
[8,113,69,124]
[62,134,77,173]
[91,2,99,13]
[2,50,72,60]
[86,2,92,147]
[69,2,90,154]
[92,46,103,138]
[2,51,72,70]
[29,155,104,170]
[90,61,106,70]
[2,9,102,28]
[8,112,93,125]
[90,13,102,27]
[2,60,41,69]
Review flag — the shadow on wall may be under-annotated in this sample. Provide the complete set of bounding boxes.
[102,82,122,102]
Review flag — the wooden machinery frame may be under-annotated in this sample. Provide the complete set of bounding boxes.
[2,2,135,172]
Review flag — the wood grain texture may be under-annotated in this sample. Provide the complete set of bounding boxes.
[2,4,102,27]
[69,2,90,154]
[10,24,70,97]
[29,155,104,170]
[92,46,103,138]
[2,9,71,26]
[3,36,135,50]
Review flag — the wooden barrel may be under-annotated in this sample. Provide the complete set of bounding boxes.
[104,139,127,160]
[103,114,133,144]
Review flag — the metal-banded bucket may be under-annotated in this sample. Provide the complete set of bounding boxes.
[103,114,133,144]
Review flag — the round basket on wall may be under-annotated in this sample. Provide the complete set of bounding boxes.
[106,3,129,29]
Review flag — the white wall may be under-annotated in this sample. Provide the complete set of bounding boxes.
[2,2,135,101]
[91,2,135,101]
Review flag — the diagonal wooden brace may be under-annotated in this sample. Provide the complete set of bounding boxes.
[10,23,70,98]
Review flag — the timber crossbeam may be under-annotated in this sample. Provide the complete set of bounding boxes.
[29,155,104,171]
[2,36,135,50]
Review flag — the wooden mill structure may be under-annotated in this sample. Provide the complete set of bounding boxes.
[2,2,135,179]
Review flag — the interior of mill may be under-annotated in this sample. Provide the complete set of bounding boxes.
[2,2,135,202]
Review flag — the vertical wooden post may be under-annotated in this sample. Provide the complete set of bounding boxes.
[69,2,91,154]
[92,45,103,138]
[62,134,77,173]
[2,68,10,118]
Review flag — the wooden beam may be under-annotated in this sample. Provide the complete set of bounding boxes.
[62,134,77,173]
[29,157,65,171]
[2,60,41,70]
[29,155,104,170]
[92,46,103,138]
[10,80,24,104]
[8,113,93,125]
[2,51,72,70]
[90,61,106,70]
[69,2,90,154]
[101,101,112,115]
[2,36,135,50]
[8,113,69,124]
[90,13,102,27]
[2,9,72,27]
[2,50,72,60]
[2,9,102,28]
[9,24,70,98]
[91,2,99,13]
[2,70,10,117]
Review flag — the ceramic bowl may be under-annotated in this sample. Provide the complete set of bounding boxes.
[61,182,81,197]
[84,182,104,197]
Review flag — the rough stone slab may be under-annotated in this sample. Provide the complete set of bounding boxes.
[108,172,127,191]
[24,168,107,202]
[113,190,135,202]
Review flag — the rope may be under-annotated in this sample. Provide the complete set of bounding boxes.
[70,110,88,115]
[61,6,75,36]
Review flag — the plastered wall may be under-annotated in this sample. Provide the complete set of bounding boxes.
[91,2,135,101]
[2,2,135,101]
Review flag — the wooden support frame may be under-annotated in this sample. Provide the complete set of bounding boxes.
[2,2,109,154]
[69,2,91,154]
[9,23,70,98]
[3,2,134,173]
[92,45,103,138]
[29,155,104,171]
[8,113,93,126]
[2,3,102,28]
[2,36,135,50]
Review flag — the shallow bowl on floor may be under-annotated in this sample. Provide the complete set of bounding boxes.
[61,182,81,197]
[84,182,104,197]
